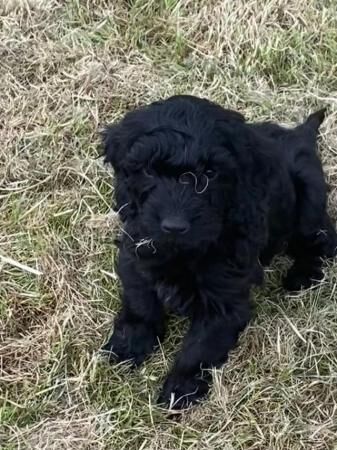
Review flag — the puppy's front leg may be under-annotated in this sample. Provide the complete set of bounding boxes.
[102,252,165,366]
[158,269,252,409]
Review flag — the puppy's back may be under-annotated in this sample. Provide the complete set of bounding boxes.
[249,109,326,165]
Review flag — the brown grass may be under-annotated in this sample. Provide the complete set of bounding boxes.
[1,1,337,449]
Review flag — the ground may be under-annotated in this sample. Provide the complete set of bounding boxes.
[1,1,337,449]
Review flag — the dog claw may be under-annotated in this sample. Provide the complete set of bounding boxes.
[157,374,209,410]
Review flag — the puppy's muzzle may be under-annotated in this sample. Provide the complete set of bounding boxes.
[161,216,190,235]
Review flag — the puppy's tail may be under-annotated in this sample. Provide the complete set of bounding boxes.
[303,108,327,132]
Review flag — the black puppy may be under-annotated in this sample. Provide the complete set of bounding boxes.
[101,95,337,409]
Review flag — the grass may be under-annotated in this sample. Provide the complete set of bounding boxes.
[1,0,337,449]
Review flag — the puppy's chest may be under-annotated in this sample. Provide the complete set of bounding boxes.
[153,263,197,316]
[155,281,195,316]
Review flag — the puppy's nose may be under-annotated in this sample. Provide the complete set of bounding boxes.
[161,216,190,234]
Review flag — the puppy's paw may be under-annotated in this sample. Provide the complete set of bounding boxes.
[283,265,324,292]
[101,321,160,366]
[157,373,209,410]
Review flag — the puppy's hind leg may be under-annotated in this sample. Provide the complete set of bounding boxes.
[101,252,166,366]
[283,214,337,291]
[283,109,337,291]
[283,154,337,291]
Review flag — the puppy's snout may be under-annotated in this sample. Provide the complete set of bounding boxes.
[161,216,190,235]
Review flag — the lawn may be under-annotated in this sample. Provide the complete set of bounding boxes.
[1,1,337,449]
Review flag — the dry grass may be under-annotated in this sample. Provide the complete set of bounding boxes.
[1,1,337,449]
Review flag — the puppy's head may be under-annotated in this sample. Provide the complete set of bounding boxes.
[103,95,270,252]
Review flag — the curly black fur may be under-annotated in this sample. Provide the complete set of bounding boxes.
[101,95,337,409]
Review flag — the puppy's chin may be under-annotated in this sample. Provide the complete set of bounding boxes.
[157,232,220,254]
[133,233,215,259]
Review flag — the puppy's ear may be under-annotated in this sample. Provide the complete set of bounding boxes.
[304,108,326,132]
[101,124,125,171]
[101,123,134,220]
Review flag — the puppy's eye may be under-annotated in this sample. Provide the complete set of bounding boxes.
[179,172,191,184]
[205,169,217,179]
[143,167,154,178]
